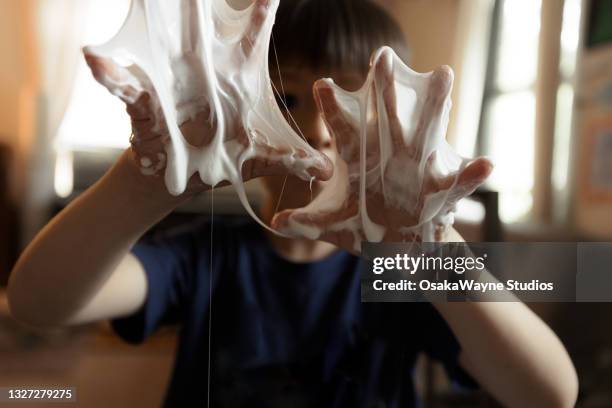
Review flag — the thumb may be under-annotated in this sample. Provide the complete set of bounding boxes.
[83,48,141,105]
[271,209,299,235]
[436,157,493,193]
[445,157,494,205]
[271,209,324,238]
[272,209,338,242]
[456,157,493,192]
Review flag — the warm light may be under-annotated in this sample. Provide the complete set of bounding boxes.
[485,91,536,222]
[559,0,581,78]
[56,0,131,150]
[482,0,542,223]
[553,0,582,193]
[456,198,486,224]
[496,0,542,92]
[54,148,74,198]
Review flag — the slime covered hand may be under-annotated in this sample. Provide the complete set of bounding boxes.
[272,48,492,252]
[83,0,332,225]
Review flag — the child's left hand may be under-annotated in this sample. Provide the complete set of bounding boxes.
[272,55,492,252]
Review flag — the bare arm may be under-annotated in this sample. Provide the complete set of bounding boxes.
[434,230,578,408]
[8,36,332,328]
[7,150,185,328]
[439,302,577,408]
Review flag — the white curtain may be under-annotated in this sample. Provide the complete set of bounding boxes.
[449,0,494,158]
[37,0,93,142]
[22,0,93,243]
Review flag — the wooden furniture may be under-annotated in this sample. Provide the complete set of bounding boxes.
[0,143,18,286]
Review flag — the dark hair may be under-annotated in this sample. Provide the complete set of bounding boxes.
[270,0,410,73]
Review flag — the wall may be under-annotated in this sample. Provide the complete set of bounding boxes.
[573,0,612,238]
[381,0,460,71]
[379,0,491,155]
[573,45,612,237]
[0,0,38,204]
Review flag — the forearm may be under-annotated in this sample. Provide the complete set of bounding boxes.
[433,228,577,406]
[8,149,185,327]
[434,300,577,408]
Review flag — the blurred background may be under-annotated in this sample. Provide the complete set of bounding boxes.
[0,0,611,406]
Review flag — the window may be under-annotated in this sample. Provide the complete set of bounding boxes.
[479,0,582,224]
[54,0,130,198]
[552,0,582,221]
[479,0,542,223]
[56,0,131,151]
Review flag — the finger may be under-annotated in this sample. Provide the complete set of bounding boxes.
[126,92,152,121]
[410,65,454,161]
[454,157,493,193]
[307,149,334,180]
[178,108,214,147]
[270,209,296,233]
[180,0,200,52]
[83,51,141,104]
[436,157,493,195]
[125,91,165,143]
[374,48,404,151]
[85,52,164,143]
[185,173,231,194]
[314,80,359,160]
[271,209,329,235]
[241,155,287,180]
[272,210,357,250]
[241,0,272,58]
[83,51,117,84]
[244,143,334,181]
[271,197,358,232]
[434,223,447,242]
[422,151,440,194]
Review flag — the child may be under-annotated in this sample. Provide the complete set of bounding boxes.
[9,0,578,406]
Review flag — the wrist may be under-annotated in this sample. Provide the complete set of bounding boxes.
[110,149,191,212]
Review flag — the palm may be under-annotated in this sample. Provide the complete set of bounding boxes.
[84,0,332,196]
[272,51,492,253]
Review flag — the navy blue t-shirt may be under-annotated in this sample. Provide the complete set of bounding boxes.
[111,217,476,407]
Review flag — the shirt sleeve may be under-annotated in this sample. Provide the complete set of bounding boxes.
[418,303,479,390]
[110,222,211,344]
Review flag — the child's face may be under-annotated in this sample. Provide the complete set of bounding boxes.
[262,62,365,210]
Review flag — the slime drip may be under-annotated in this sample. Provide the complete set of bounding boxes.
[86,0,487,248]
[276,47,479,250]
[85,0,329,232]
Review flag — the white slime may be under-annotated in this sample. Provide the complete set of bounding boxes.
[86,0,484,249]
[85,0,329,232]
[278,47,473,249]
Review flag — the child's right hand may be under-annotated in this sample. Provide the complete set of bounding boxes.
[84,52,333,199]
[83,0,332,199]
[83,53,206,197]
